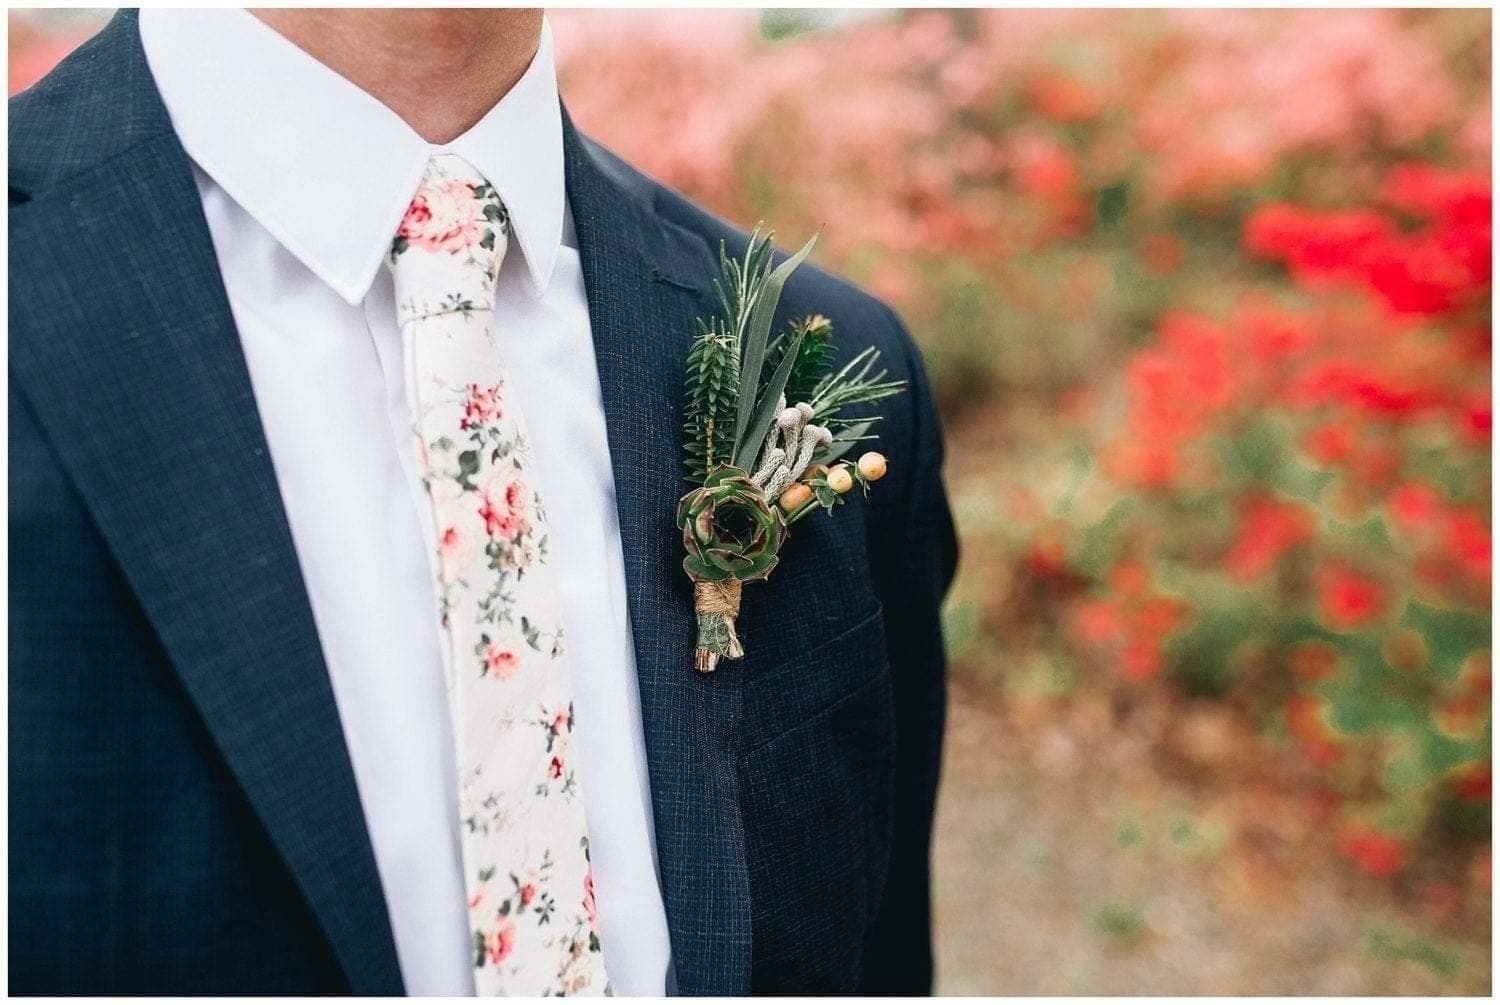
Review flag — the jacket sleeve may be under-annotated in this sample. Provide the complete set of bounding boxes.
[859,306,959,994]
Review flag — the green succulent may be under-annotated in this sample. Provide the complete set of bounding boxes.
[675,465,786,583]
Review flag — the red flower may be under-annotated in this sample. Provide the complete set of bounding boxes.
[1021,533,1069,580]
[1444,510,1491,586]
[1244,168,1490,317]
[1238,299,1314,363]
[1012,135,1079,200]
[1109,559,1149,599]
[1158,313,1233,411]
[1382,164,1491,229]
[1243,204,1392,286]
[1318,566,1385,629]
[1026,72,1101,124]
[1073,599,1124,646]
[548,756,564,780]
[1389,482,1444,532]
[1360,232,1479,316]
[1120,638,1161,682]
[1457,392,1492,442]
[1338,827,1407,878]
[1303,421,1356,465]
[1136,596,1188,638]
[518,883,537,907]
[1225,496,1315,581]
[1450,761,1491,804]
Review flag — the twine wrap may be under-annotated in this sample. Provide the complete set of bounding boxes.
[676,465,786,673]
[693,579,743,673]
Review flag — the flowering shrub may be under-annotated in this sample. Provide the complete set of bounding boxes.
[1079,164,1490,875]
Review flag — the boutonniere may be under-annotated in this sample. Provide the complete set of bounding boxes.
[677,227,907,672]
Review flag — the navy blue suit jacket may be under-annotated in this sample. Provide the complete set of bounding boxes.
[8,11,957,995]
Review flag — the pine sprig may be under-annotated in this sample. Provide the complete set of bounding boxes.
[767,314,837,407]
[682,319,740,482]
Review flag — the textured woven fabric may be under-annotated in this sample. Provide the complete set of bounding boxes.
[387,154,608,995]
[9,10,957,995]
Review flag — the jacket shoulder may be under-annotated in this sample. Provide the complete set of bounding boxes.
[584,136,919,381]
[10,11,167,202]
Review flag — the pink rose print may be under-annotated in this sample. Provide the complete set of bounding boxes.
[398,178,482,254]
[461,383,501,431]
[468,886,486,911]
[548,756,564,780]
[437,519,479,584]
[518,883,537,908]
[434,485,485,584]
[485,918,518,966]
[582,870,600,935]
[482,642,520,680]
[479,477,530,540]
[439,525,464,574]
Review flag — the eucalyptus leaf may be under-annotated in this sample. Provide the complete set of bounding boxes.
[733,329,806,469]
[732,231,819,454]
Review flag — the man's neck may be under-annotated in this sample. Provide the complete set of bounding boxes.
[249,8,544,144]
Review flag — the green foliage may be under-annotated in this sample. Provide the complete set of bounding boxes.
[686,225,907,479]
[732,231,820,467]
[734,325,806,470]
[1088,901,1149,945]
[810,346,907,432]
[676,466,786,583]
[682,320,740,482]
[768,313,836,406]
[1364,924,1464,979]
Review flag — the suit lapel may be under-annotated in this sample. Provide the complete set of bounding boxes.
[563,113,755,994]
[7,15,402,993]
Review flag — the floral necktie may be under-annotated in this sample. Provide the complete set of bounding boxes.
[387,154,610,996]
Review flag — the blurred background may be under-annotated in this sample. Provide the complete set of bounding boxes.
[11,7,1492,994]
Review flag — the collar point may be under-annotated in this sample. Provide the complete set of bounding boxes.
[524,260,558,298]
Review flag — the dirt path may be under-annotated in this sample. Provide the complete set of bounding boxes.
[930,682,1491,995]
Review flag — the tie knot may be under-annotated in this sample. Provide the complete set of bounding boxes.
[387,154,510,325]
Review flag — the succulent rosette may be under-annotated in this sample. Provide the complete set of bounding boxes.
[676,465,786,583]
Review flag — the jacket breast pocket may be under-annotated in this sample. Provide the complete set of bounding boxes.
[739,606,897,992]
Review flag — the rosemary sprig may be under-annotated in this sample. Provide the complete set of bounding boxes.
[810,345,906,417]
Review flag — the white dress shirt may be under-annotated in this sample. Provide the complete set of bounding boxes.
[139,10,672,995]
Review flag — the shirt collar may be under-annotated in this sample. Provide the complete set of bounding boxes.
[139,8,564,304]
